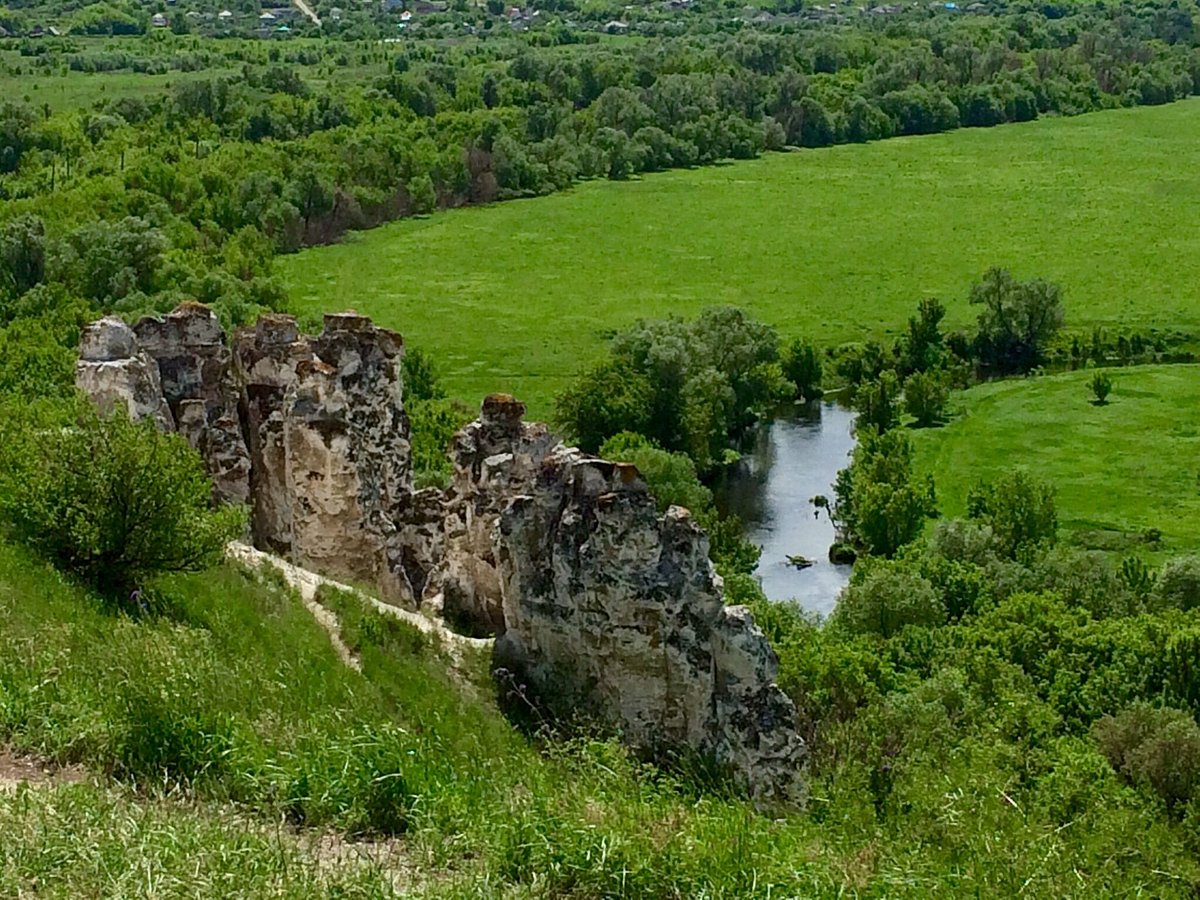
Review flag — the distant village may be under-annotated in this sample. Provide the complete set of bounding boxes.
[0,0,993,42]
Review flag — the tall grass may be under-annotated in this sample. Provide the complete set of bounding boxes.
[2,537,1199,895]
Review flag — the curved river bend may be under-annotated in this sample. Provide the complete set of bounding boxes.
[714,402,857,615]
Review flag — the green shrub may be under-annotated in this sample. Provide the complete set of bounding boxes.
[1153,556,1200,611]
[1095,704,1200,811]
[600,431,712,513]
[781,338,823,402]
[853,369,902,433]
[831,560,945,638]
[966,469,1057,559]
[832,427,938,558]
[0,404,244,600]
[903,369,949,427]
[1090,370,1113,404]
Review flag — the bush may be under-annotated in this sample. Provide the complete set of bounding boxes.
[782,338,823,402]
[903,369,949,427]
[1153,556,1200,611]
[1090,370,1113,404]
[0,403,244,600]
[831,561,945,638]
[832,427,938,558]
[1095,704,1200,811]
[600,431,712,513]
[853,370,901,433]
[966,469,1057,559]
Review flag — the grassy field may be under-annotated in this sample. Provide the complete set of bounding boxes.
[281,100,1200,417]
[913,364,1200,557]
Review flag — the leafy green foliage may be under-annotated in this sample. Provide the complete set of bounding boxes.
[781,338,823,402]
[966,469,1058,559]
[0,403,244,599]
[1095,705,1200,811]
[558,307,785,471]
[1153,556,1200,611]
[599,431,712,514]
[853,370,901,433]
[903,369,949,428]
[833,427,938,558]
[1090,370,1113,404]
[971,267,1066,375]
[402,346,471,490]
[831,560,945,638]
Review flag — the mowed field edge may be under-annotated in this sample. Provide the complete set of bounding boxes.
[282,99,1200,416]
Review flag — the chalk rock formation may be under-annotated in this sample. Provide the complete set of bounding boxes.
[493,447,807,803]
[133,303,251,504]
[75,307,806,802]
[427,393,559,634]
[75,316,174,430]
[276,313,411,595]
[233,315,314,552]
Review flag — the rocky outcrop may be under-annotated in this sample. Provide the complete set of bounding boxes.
[493,447,807,803]
[233,315,314,552]
[75,306,806,803]
[425,393,559,635]
[133,304,251,504]
[276,313,410,595]
[75,316,174,431]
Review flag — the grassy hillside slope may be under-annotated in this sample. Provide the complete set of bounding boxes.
[282,101,1200,416]
[3,534,1200,895]
[913,365,1200,556]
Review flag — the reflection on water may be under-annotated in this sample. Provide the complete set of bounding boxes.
[714,401,857,615]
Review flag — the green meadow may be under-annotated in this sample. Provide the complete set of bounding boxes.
[913,365,1200,557]
[282,99,1200,417]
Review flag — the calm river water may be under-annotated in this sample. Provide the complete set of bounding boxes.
[714,402,857,615]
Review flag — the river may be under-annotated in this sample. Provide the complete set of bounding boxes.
[714,401,857,615]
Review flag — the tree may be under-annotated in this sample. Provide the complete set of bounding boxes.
[407,173,437,215]
[0,404,244,600]
[970,268,1065,374]
[287,163,336,238]
[0,214,47,303]
[1152,556,1200,611]
[1095,704,1200,811]
[52,216,168,305]
[831,427,938,558]
[966,469,1057,559]
[1090,371,1113,404]
[902,297,946,375]
[782,338,823,402]
[555,358,653,453]
[831,562,945,638]
[903,370,949,427]
[854,370,902,433]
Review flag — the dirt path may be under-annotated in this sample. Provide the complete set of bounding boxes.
[291,0,321,26]
[226,543,493,679]
[0,750,86,793]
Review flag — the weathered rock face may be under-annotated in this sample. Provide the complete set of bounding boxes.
[77,304,415,600]
[133,303,251,504]
[493,447,807,803]
[233,315,314,553]
[75,316,175,431]
[276,314,411,595]
[75,308,806,802]
[425,394,559,635]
